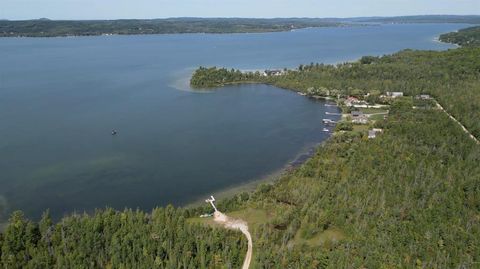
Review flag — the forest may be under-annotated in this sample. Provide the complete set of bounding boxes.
[2,28,480,268]
[0,18,344,37]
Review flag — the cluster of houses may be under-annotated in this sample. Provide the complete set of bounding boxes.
[318,90,434,139]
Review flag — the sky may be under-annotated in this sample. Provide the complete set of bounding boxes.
[1,0,479,20]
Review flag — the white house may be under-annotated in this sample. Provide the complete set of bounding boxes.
[385,92,404,98]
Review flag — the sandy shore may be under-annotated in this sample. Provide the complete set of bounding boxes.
[185,167,285,208]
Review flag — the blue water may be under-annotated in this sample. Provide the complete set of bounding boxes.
[0,23,466,220]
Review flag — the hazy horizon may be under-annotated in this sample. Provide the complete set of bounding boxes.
[1,14,480,22]
[2,0,479,20]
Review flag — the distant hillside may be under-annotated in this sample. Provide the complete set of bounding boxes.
[0,18,346,37]
[440,26,480,47]
[359,15,480,24]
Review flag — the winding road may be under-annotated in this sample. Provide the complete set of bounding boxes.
[213,211,253,269]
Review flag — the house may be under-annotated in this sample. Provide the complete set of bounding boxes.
[368,128,383,139]
[351,111,368,124]
[385,92,404,98]
[416,94,432,100]
[263,69,283,76]
[344,96,362,107]
[351,111,363,117]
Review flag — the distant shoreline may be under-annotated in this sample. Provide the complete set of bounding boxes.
[0,18,350,38]
[2,16,477,38]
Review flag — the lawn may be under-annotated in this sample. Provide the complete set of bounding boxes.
[358,107,389,114]
[352,124,370,132]
[293,227,346,248]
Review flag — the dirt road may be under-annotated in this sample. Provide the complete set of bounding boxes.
[213,211,253,269]
[436,102,480,145]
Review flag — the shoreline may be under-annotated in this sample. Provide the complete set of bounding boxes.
[185,139,332,209]
[185,168,285,208]
[0,25,353,39]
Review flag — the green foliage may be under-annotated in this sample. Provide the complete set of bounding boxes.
[190,67,261,88]
[0,208,247,268]
[335,121,353,131]
[440,26,480,47]
[251,105,480,267]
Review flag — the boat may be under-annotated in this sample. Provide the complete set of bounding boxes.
[322,119,336,124]
[322,128,329,132]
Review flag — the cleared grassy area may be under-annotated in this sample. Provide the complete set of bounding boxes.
[369,114,386,121]
[188,208,270,228]
[293,228,346,248]
[358,108,389,114]
[352,124,370,132]
[187,207,269,269]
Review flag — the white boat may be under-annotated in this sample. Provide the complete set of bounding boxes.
[322,128,329,132]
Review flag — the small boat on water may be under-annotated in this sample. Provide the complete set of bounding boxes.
[322,128,329,132]
[111,130,118,136]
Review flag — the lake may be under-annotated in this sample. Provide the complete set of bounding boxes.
[0,23,466,221]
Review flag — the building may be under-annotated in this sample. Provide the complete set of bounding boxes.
[344,96,360,107]
[263,69,283,76]
[416,94,432,100]
[351,111,363,117]
[351,111,368,124]
[368,128,383,139]
[385,92,404,98]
